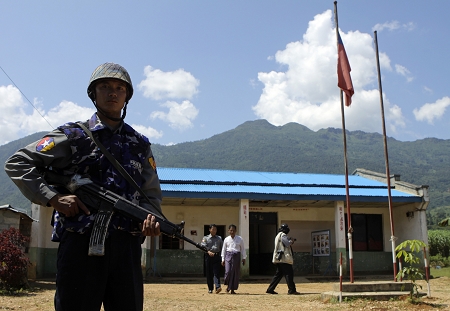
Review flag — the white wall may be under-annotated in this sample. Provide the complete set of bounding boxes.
[393,203,429,245]
[161,204,240,250]
[30,203,57,249]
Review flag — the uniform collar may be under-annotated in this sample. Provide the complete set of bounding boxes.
[88,113,124,133]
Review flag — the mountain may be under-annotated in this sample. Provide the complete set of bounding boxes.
[0,131,48,213]
[1,120,450,227]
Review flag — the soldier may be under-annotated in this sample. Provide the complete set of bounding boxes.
[5,63,162,311]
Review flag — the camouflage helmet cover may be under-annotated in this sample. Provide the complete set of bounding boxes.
[87,63,133,102]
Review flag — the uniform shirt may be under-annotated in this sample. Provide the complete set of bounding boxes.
[4,113,162,241]
[201,234,223,254]
[221,235,246,261]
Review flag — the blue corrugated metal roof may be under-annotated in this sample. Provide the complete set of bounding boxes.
[158,167,422,202]
[159,167,385,187]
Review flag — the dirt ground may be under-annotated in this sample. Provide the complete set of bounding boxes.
[1,276,450,311]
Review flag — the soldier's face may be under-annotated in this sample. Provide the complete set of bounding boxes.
[94,79,127,119]
[209,226,217,236]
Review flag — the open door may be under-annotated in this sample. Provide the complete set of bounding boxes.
[249,212,277,275]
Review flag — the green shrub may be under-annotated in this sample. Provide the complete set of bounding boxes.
[430,254,450,268]
[428,230,450,257]
[396,240,427,300]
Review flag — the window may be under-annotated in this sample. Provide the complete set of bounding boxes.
[159,231,184,249]
[345,214,383,251]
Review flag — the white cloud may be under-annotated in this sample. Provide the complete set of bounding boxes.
[253,10,405,135]
[131,124,163,140]
[24,101,95,132]
[0,85,28,144]
[413,97,450,124]
[372,21,415,32]
[151,100,199,131]
[0,85,95,145]
[404,22,416,31]
[395,64,414,82]
[373,21,401,32]
[137,66,200,100]
[0,84,167,146]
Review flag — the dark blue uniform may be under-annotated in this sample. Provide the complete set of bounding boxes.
[5,113,162,310]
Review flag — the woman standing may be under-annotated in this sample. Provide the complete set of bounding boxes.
[221,224,246,294]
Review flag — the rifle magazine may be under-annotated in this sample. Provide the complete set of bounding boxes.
[88,210,114,256]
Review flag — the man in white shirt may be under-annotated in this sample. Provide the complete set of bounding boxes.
[221,224,246,294]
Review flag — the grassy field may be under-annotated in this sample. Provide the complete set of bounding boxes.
[430,266,450,278]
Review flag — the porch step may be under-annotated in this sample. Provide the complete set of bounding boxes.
[322,281,418,302]
[321,290,423,301]
[333,281,412,292]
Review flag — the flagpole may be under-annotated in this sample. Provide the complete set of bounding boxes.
[334,1,354,283]
[373,30,398,282]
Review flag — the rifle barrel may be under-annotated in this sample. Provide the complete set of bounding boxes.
[44,172,208,252]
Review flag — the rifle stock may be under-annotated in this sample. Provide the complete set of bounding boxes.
[44,172,208,253]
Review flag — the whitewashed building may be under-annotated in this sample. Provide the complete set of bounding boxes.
[27,167,429,279]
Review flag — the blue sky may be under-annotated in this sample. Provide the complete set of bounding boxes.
[0,1,449,146]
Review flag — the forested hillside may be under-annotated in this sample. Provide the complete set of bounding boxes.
[1,120,449,228]
[0,131,47,213]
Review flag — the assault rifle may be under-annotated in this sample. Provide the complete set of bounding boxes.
[44,172,208,255]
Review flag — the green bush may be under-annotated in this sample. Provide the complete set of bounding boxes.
[430,254,450,268]
[428,230,450,257]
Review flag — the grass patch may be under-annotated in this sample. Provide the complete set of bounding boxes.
[430,266,450,278]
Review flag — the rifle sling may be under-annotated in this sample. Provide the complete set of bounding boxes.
[77,122,165,218]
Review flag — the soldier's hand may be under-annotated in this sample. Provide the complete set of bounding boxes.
[142,214,161,236]
[48,194,90,217]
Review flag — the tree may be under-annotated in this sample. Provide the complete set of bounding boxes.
[396,240,427,300]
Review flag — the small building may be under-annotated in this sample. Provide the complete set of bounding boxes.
[27,167,429,279]
[0,204,34,237]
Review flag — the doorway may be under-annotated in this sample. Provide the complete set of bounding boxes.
[249,212,277,275]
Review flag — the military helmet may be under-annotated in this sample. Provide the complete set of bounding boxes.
[87,63,133,102]
[279,223,290,234]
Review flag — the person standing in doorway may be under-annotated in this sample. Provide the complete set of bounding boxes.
[201,224,223,294]
[266,223,300,295]
[221,224,246,294]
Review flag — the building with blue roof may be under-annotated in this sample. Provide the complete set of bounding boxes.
[27,167,429,279]
[150,167,429,278]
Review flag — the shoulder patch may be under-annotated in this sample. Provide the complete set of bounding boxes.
[148,156,157,172]
[36,137,55,152]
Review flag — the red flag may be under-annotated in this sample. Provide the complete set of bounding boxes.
[337,32,354,106]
